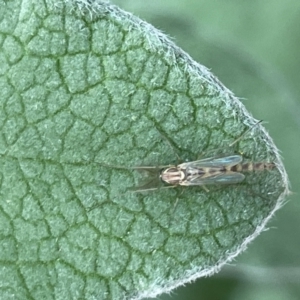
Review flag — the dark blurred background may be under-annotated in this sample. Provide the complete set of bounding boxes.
[113,1,300,299]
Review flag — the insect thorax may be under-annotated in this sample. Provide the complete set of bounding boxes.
[160,167,185,185]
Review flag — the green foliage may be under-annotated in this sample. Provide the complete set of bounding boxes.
[0,1,288,299]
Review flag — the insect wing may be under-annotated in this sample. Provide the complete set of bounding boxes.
[178,155,242,169]
[182,171,245,186]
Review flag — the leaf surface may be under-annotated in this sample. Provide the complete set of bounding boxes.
[0,1,288,299]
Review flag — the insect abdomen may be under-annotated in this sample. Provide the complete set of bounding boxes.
[229,162,275,172]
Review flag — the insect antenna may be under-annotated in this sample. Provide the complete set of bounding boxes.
[129,165,162,192]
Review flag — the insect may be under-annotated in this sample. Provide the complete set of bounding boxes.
[91,120,275,194]
[86,126,277,216]
[130,121,276,192]
[132,155,275,192]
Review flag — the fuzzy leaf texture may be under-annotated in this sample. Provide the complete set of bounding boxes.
[0,1,289,300]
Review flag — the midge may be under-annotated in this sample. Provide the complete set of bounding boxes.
[132,121,276,191]
[133,155,275,192]
[95,121,275,192]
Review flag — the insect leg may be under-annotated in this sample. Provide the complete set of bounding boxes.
[202,185,210,192]
[153,125,183,163]
[228,120,263,147]
[194,120,263,160]
[130,182,177,193]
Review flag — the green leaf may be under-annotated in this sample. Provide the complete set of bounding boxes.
[0,1,289,299]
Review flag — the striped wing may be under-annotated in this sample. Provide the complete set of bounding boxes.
[181,171,245,186]
[178,155,243,169]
